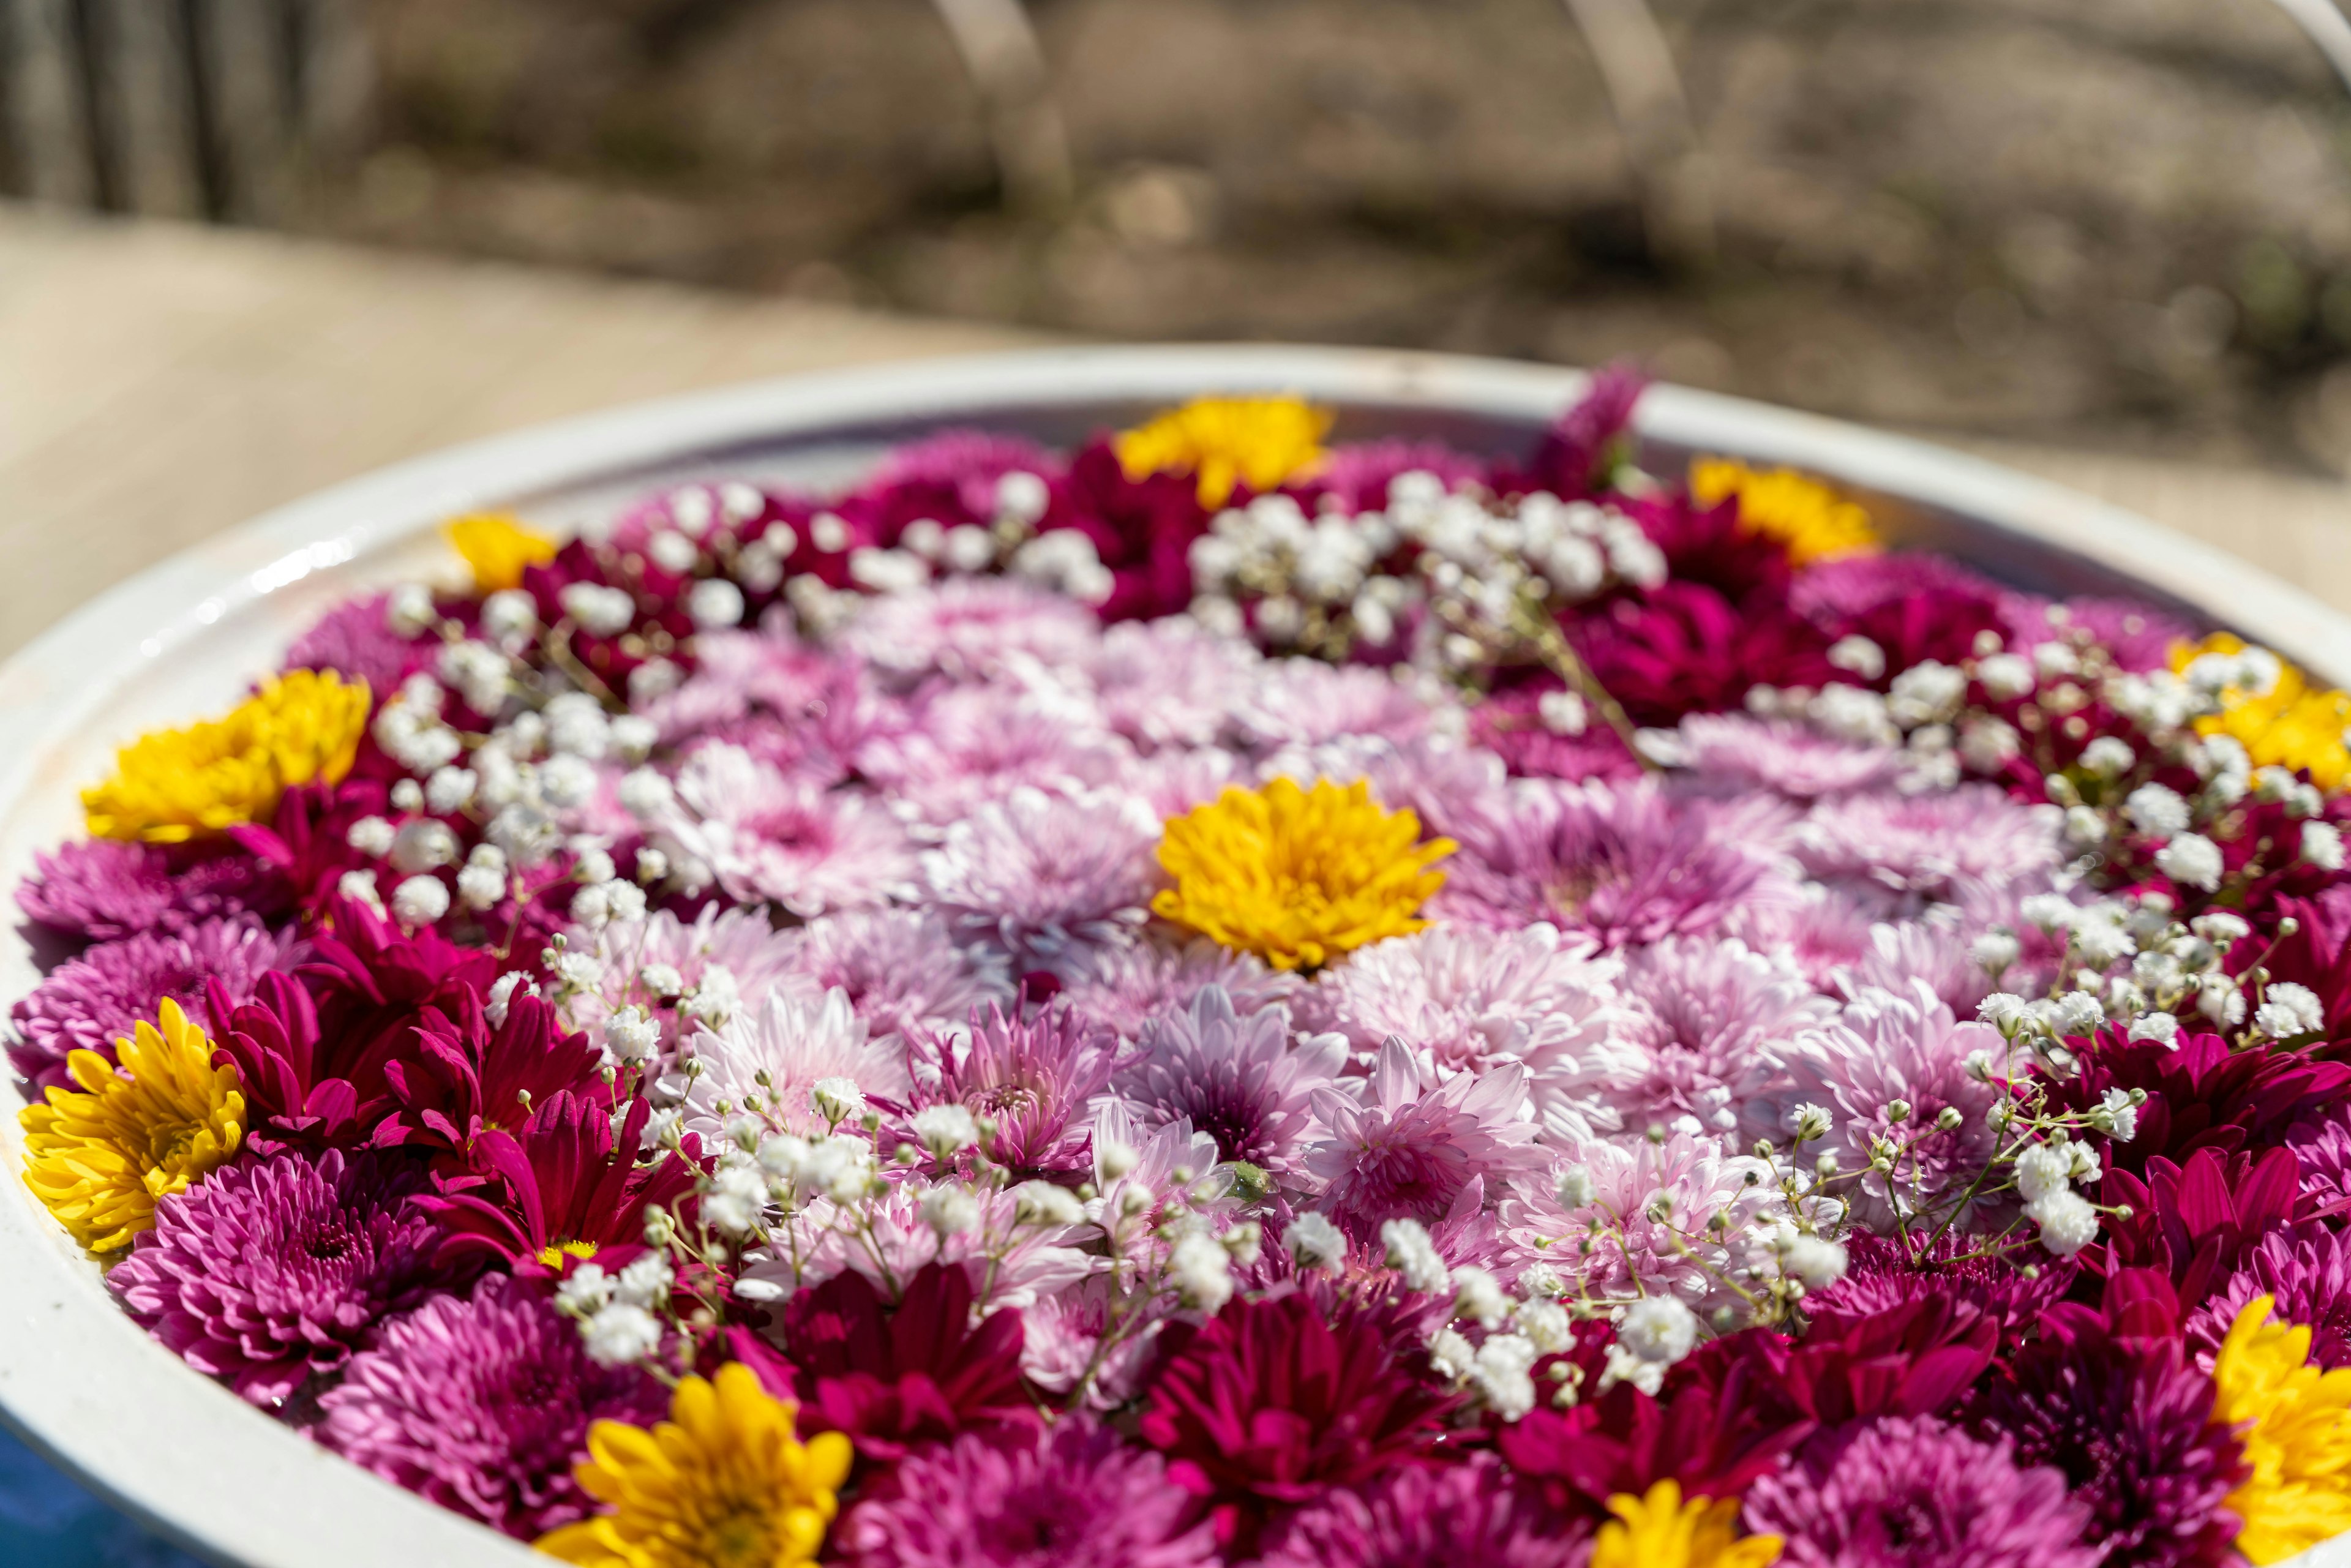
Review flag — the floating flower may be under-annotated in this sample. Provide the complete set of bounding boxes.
[18,999,244,1251]
[834,1418,1220,1568]
[1113,984,1344,1182]
[15,838,283,943]
[535,1363,854,1568]
[2175,632,2351,792]
[9,916,298,1092]
[1591,1479,1782,1568]
[421,1094,697,1272]
[108,1147,460,1406]
[1608,936,1832,1138]
[1253,1452,1588,1567]
[1054,936,1301,1037]
[1690,457,1878,565]
[81,669,370,842]
[1114,395,1333,508]
[1305,1037,1545,1240]
[909,1003,1120,1175]
[317,1274,667,1540]
[920,782,1161,967]
[2211,1294,2351,1564]
[1498,1130,1779,1309]
[656,742,915,917]
[776,907,1014,1044]
[2188,1225,2351,1373]
[1153,778,1454,972]
[446,511,558,592]
[684,988,913,1142]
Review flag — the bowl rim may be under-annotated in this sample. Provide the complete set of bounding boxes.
[4,342,2350,1568]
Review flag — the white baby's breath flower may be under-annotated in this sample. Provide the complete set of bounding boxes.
[2155,833,2224,892]
[1381,1217,1452,1294]
[581,1302,664,1367]
[1170,1231,1235,1313]
[1284,1212,1348,1272]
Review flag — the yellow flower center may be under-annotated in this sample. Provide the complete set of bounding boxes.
[447,511,558,593]
[1592,1479,1783,1568]
[2173,632,2351,794]
[1151,777,1454,972]
[1114,396,1333,508]
[539,1240,602,1268]
[535,1364,855,1568]
[2212,1294,2351,1564]
[81,669,370,843]
[1689,457,1879,566]
[18,999,245,1253]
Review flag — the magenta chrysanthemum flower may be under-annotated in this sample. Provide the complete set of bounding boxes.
[1308,923,1632,1142]
[1806,1229,2073,1335]
[1305,1037,1545,1239]
[835,1417,1218,1568]
[777,907,1014,1043]
[1055,937,1302,1037]
[1254,1452,1587,1568]
[919,782,1161,967]
[1499,1131,1780,1308]
[421,1094,697,1274]
[282,591,435,698]
[911,1002,1123,1174]
[1793,784,2062,910]
[841,577,1102,688]
[9,916,300,1090]
[656,741,914,916]
[683,987,914,1140]
[16,838,283,943]
[2184,1221,2351,1370]
[315,1273,666,1539]
[1660,712,1907,800]
[1742,1414,2098,1568]
[1435,778,1783,949]
[109,1148,463,1406]
[1750,981,2001,1228]
[375,988,606,1153]
[1112,985,1344,1183]
[1609,936,1834,1137]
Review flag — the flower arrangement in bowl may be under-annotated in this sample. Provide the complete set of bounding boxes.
[9,348,2351,1568]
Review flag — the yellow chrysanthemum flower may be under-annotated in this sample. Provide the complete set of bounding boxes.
[1152,777,1453,972]
[1592,1480,1783,1568]
[536,1364,853,1568]
[1114,395,1333,508]
[2212,1294,2351,1564]
[1690,457,1879,566]
[18,999,244,1253]
[2172,632,2351,794]
[81,669,370,842]
[447,511,558,593]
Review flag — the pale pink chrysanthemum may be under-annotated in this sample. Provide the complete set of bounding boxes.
[1436,777,1788,950]
[1306,924,1635,1146]
[680,986,913,1139]
[640,627,888,782]
[1753,980,2002,1229]
[1305,1037,1547,1239]
[1054,937,1303,1037]
[920,782,1161,969]
[1112,985,1344,1184]
[1657,712,1905,800]
[1118,745,1244,820]
[749,1173,1096,1315]
[1726,886,1882,991]
[909,1003,1124,1176]
[839,577,1101,689]
[1080,617,1261,754]
[776,907,1014,1044]
[1260,733,1510,847]
[563,904,804,1051]
[1019,1275,1163,1409]
[856,684,1133,825]
[1832,917,1992,1016]
[1229,659,1449,751]
[1608,936,1836,1137]
[1791,784,2063,909]
[1498,1131,1782,1310]
[655,742,914,916]
[1085,1103,1238,1277]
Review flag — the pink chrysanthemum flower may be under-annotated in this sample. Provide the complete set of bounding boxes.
[1727,883,1883,990]
[857,684,1133,825]
[563,903,804,1051]
[2186,1221,2351,1371]
[655,741,914,915]
[1608,936,1837,1136]
[108,1148,463,1407]
[777,907,1014,1043]
[1112,985,1344,1183]
[1119,745,1247,820]
[1305,1037,1546,1239]
[1742,1414,2099,1568]
[1793,784,2063,909]
[282,591,435,700]
[681,987,913,1139]
[315,1274,666,1540]
[1658,711,1906,800]
[1230,659,1449,752]
[1754,980,2001,1228]
[911,1003,1124,1175]
[1267,733,1513,843]
[1019,1275,1163,1411]
[1436,777,1787,949]
[751,1175,1093,1315]
[1081,618,1261,753]
[10,917,301,1090]
[1056,937,1302,1038]
[1498,1130,1781,1308]
[920,782,1162,968]
[834,1417,1220,1568]
[1254,1452,1587,1568]
[17,839,282,942]
[1832,917,1994,1016]
[1308,923,1634,1144]
[1085,1103,1235,1275]
[641,626,886,782]
[840,577,1102,689]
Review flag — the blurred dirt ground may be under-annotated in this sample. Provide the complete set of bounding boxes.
[316,0,2351,472]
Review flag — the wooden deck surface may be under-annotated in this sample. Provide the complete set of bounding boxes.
[4,206,2349,659]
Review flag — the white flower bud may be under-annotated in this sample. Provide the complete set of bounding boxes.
[389,874,450,928]
[912,1104,980,1158]
[1283,1212,1348,1272]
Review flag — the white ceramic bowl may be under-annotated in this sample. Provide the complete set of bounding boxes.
[4,345,2349,1568]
